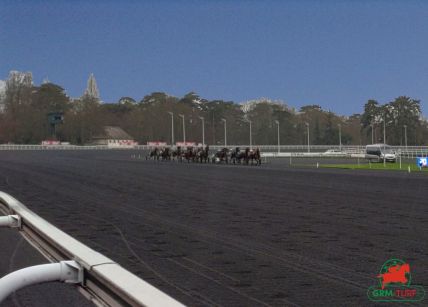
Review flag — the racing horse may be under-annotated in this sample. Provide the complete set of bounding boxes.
[244,147,261,165]
[183,146,197,163]
[230,147,246,164]
[160,147,171,161]
[196,145,210,163]
[146,147,160,160]
[171,146,183,162]
[212,147,229,164]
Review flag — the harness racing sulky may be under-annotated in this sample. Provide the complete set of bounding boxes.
[145,145,261,165]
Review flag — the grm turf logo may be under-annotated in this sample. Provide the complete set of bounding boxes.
[367,258,425,302]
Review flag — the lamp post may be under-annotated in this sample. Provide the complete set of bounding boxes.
[240,119,252,149]
[179,114,186,144]
[404,124,407,149]
[383,116,386,144]
[383,116,386,166]
[275,120,280,153]
[338,123,342,151]
[168,112,174,146]
[199,116,205,146]
[221,118,227,147]
[305,122,310,153]
[248,120,253,149]
[370,123,374,144]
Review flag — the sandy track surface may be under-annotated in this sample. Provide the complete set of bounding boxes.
[0,150,426,306]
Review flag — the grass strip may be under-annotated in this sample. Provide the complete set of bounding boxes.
[320,162,428,172]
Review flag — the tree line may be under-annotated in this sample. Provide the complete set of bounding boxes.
[0,81,427,146]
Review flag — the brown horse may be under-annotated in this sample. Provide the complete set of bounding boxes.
[146,147,160,160]
[183,146,196,163]
[212,147,229,163]
[231,147,246,164]
[172,146,183,162]
[244,147,261,165]
[196,145,210,163]
[160,147,171,161]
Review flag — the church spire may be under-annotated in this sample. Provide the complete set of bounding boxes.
[83,73,100,100]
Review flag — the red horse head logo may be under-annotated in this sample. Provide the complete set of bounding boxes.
[377,263,410,289]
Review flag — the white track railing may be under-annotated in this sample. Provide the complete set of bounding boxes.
[1,144,428,158]
[0,191,184,307]
[0,261,83,302]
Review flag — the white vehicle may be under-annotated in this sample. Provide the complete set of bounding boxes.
[323,149,346,156]
[365,144,397,162]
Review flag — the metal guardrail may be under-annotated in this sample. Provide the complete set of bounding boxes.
[1,144,428,158]
[0,145,114,150]
[0,143,427,149]
[261,152,349,158]
[0,191,184,307]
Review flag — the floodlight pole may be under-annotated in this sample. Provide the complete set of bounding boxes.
[221,119,227,147]
[179,114,186,144]
[168,112,174,146]
[371,123,374,144]
[404,125,407,149]
[383,117,386,144]
[305,122,310,153]
[199,116,205,146]
[338,123,342,151]
[249,120,253,149]
[383,116,386,166]
[275,120,280,153]
[240,119,252,149]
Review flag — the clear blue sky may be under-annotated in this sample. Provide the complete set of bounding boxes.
[1,0,428,115]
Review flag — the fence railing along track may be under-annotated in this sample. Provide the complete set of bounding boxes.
[0,191,184,307]
[1,144,428,158]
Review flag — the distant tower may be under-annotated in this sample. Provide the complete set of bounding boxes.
[6,71,33,90]
[83,73,100,99]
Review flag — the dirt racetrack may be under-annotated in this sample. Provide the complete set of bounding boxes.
[0,150,427,307]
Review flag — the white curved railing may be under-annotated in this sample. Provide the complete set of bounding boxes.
[0,261,83,302]
[0,191,184,307]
